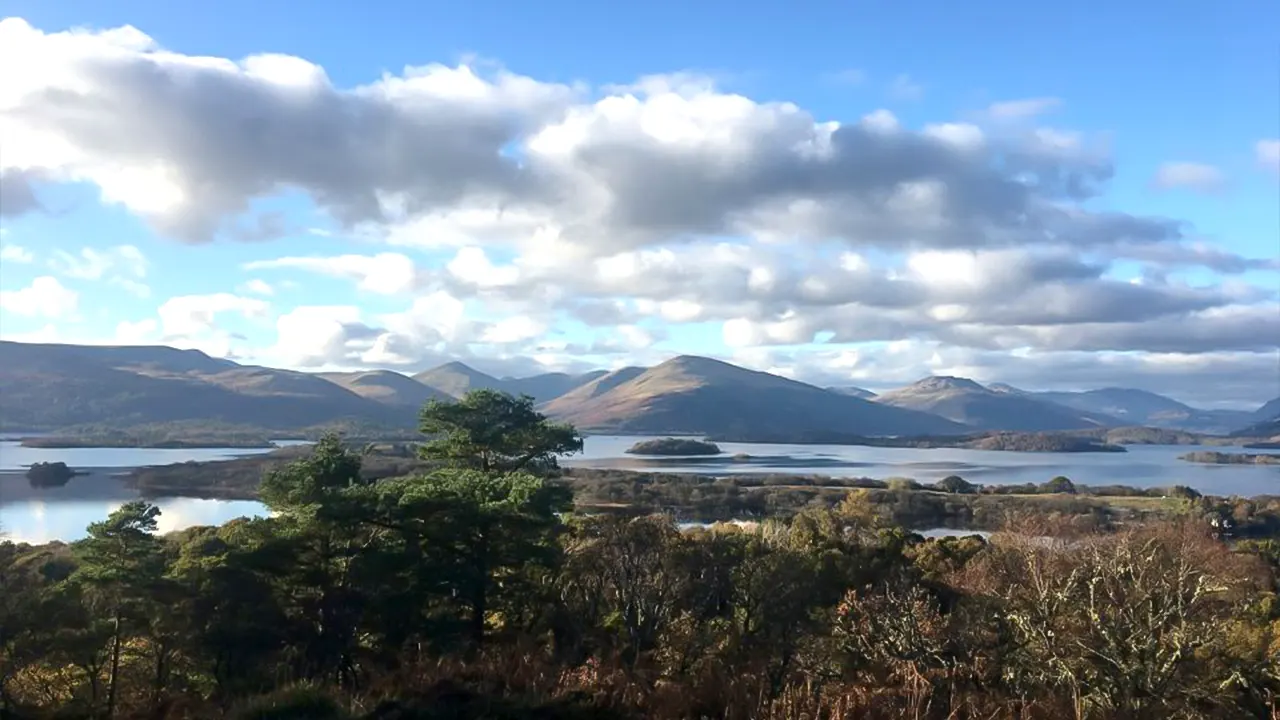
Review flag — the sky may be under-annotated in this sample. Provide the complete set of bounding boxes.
[0,0,1277,409]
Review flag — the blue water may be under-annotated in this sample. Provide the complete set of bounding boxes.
[1,435,1276,543]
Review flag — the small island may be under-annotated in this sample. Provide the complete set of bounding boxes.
[1179,451,1280,466]
[25,461,83,488]
[625,438,723,456]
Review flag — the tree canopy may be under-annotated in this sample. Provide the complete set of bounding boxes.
[2,397,1279,719]
[417,389,583,474]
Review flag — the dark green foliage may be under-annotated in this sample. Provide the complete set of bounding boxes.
[232,683,350,720]
[1041,475,1076,494]
[936,475,977,494]
[419,389,583,474]
[625,438,722,456]
[25,461,77,487]
[3,394,1280,719]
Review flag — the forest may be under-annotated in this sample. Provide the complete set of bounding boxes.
[2,390,1279,719]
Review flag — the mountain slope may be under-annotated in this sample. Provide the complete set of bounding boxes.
[874,377,1117,432]
[413,362,510,398]
[0,341,412,431]
[504,370,609,402]
[319,370,450,407]
[1032,387,1248,434]
[826,385,877,400]
[539,367,648,414]
[1254,397,1280,423]
[541,355,965,436]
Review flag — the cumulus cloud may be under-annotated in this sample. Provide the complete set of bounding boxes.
[0,276,78,318]
[1,16,1275,406]
[0,170,42,217]
[0,242,34,263]
[1151,162,1225,193]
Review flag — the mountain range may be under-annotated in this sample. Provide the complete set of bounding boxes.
[0,341,1275,438]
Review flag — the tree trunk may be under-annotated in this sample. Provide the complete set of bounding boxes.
[469,531,490,649]
[151,639,168,709]
[106,611,123,719]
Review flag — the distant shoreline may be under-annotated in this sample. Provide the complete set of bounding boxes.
[16,436,278,449]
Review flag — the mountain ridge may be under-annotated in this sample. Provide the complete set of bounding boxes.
[0,341,1262,439]
[873,375,1120,432]
[540,355,968,437]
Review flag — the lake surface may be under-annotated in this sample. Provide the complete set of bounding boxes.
[2,434,1277,544]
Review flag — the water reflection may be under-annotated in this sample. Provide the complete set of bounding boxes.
[2,434,1278,544]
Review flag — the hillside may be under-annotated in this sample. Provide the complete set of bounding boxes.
[413,362,509,397]
[504,370,608,402]
[540,355,966,436]
[318,370,451,407]
[539,367,647,410]
[826,385,877,399]
[0,341,413,431]
[874,376,1116,432]
[1254,397,1280,423]
[412,362,605,402]
[1032,387,1249,434]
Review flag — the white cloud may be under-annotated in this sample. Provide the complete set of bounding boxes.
[0,276,78,318]
[244,253,418,295]
[0,16,1274,406]
[481,315,546,344]
[1151,162,1225,193]
[239,278,274,296]
[1258,139,1280,172]
[0,243,34,263]
[51,245,147,279]
[268,305,370,367]
[157,293,269,337]
[49,245,150,297]
[115,317,158,343]
[986,97,1062,120]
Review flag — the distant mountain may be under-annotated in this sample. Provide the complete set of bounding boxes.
[413,362,606,402]
[539,367,647,410]
[1233,397,1280,437]
[826,385,877,400]
[1254,397,1280,423]
[874,376,1116,432]
[413,362,510,398]
[318,370,450,407]
[0,341,413,431]
[1030,387,1250,434]
[541,355,966,436]
[504,370,609,402]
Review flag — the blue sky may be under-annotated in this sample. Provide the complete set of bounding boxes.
[0,1,1276,406]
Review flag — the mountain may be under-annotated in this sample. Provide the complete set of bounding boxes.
[1233,397,1280,437]
[874,376,1117,432]
[540,355,966,436]
[539,367,647,410]
[826,385,877,400]
[318,370,450,407]
[1253,397,1280,423]
[413,362,510,398]
[413,362,607,402]
[504,370,609,402]
[1031,387,1250,434]
[0,341,413,431]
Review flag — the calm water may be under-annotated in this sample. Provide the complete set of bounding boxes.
[2,435,1277,543]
